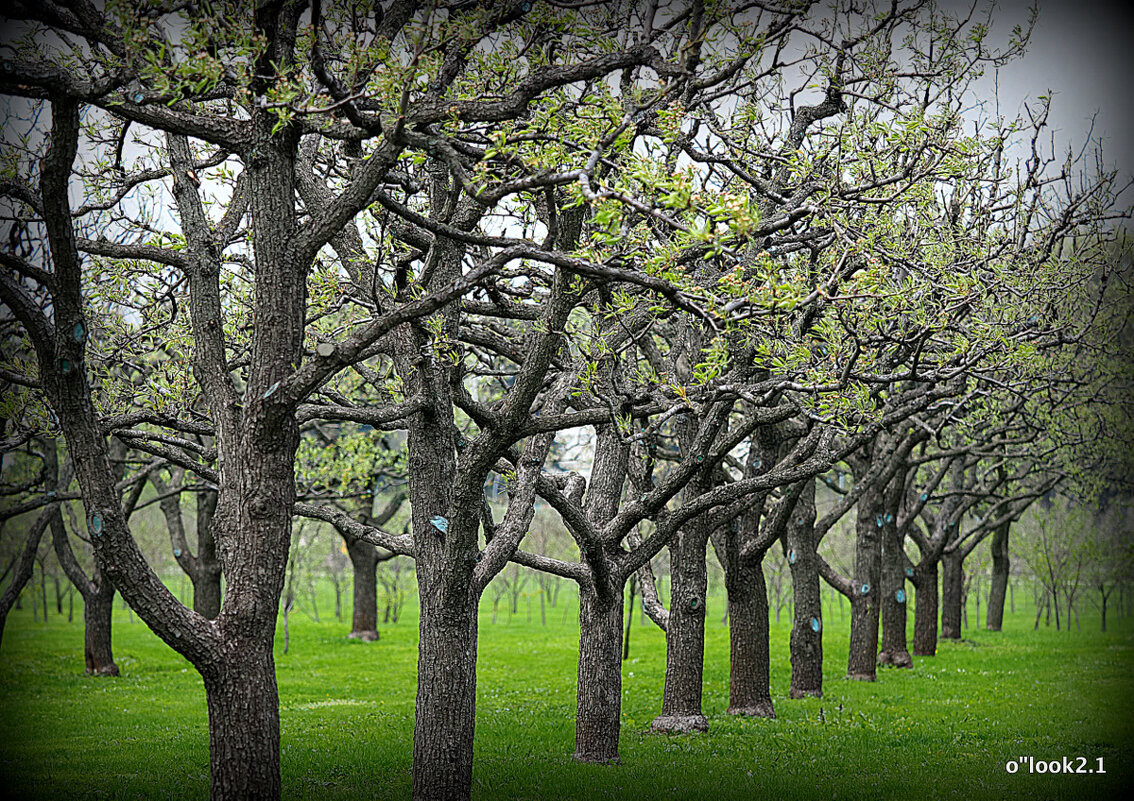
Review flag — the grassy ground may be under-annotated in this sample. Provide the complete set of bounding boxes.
[1,587,1131,800]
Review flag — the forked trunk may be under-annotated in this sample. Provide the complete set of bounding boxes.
[347,539,380,641]
[940,550,963,640]
[726,553,775,716]
[912,562,938,656]
[573,585,624,762]
[652,523,709,733]
[203,647,281,801]
[84,580,119,676]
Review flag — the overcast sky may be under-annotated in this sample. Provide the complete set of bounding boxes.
[978,0,1134,183]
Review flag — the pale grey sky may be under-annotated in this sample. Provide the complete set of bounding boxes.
[980,0,1134,183]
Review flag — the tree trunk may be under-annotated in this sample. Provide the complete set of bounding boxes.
[574,585,624,762]
[726,553,776,716]
[912,562,938,655]
[203,647,281,801]
[785,480,822,698]
[347,538,380,641]
[83,580,119,676]
[193,564,223,621]
[194,490,223,619]
[877,518,912,668]
[846,494,882,681]
[651,522,710,733]
[412,591,478,801]
[940,550,963,640]
[986,522,1010,631]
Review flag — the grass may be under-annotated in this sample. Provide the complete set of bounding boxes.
[1,586,1131,800]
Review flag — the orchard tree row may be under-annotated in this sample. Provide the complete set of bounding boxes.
[0,1,1130,800]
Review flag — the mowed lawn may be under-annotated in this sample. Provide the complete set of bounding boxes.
[1,587,1131,800]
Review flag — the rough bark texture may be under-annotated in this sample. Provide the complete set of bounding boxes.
[912,562,939,656]
[785,480,822,697]
[83,581,119,676]
[651,504,710,733]
[412,592,479,801]
[846,487,882,681]
[877,501,912,668]
[192,491,223,619]
[940,549,963,640]
[203,649,281,801]
[347,538,380,641]
[986,522,1010,631]
[726,551,776,716]
[573,586,624,762]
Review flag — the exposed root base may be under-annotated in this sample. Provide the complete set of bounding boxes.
[877,650,914,668]
[728,703,776,719]
[788,687,823,699]
[912,647,936,657]
[86,665,120,677]
[845,672,876,682]
[348,630,380,642]
[571,752,621,765]
[650,715,709,734]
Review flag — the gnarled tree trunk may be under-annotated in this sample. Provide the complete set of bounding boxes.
[651,517,710,734]
[726,551,775,716]
[912,561,939,655]
[347,538,380,641]
[986,522,1010,631]
[785,480,822,697]
[203,646,281,800]
[846,490,882,681]
[877,511,912,668]
[573,584,624,762]
[940,549,963,639]
[83,580,119,676]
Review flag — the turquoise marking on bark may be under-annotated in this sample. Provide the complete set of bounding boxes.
[430,515,449,534]
[861,583,870,594]
[173,548,182,557]
[810,617,821,632]
[920,493,928,501]
[788,550,796,564]
[905,567,914,578]
[876,515,884,528]
[89,513,104,536]
[132,91,144,102]
[262,381,280,399]
[896,589,906,603]
[73,321,85,342]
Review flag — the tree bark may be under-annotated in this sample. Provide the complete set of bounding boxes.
[412,589,479,801]
[846,490,882,681]
[986,522,1010,631]
[347,538,380,641]
[193,490,223,620]
[83,580,119,676]
[912,561,938,655]
[651,518,710,733]
[785,480,822,697]
[726,551,776,716]
[573,585,624,762]
[877,512,912,668]
[203,648,281,801]
[940,549,963,640]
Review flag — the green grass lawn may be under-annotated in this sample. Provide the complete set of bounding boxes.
[1,587,1131,800]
